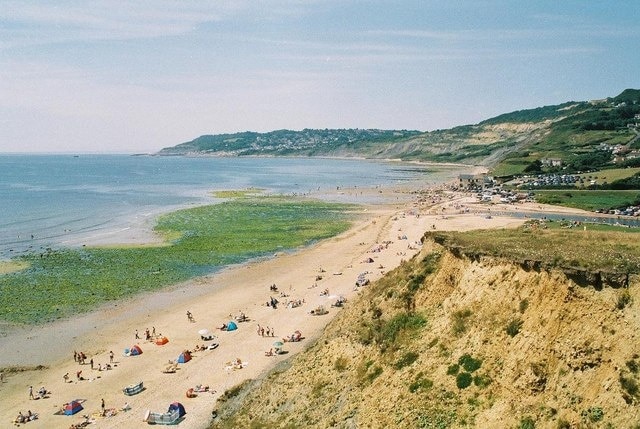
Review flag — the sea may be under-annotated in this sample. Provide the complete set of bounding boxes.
[0,154,460,260]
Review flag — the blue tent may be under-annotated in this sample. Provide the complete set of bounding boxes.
[176,351,191,363]
[128,344,143,356]
[168,402,186,417]
[63,400,83,415]
[226,321,237,331]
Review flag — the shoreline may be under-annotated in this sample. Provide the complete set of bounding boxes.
[0,183,597,429]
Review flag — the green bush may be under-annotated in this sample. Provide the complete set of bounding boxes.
[617,290,632,310]
[409,373,433,393]
[456,372,472,389]
[620,375,639,398]
[367,365,383,383]
[451,309,472,335]
[473,374,492,388]
[506,318,524,337]
[447,364,460,375]
[581,407,604,423]
[334,356,348,372]
[394,351,419,370]
[519,416,536,429]
[458,354,482,372]
[379,313,427,348]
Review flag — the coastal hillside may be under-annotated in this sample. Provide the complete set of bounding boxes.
[159,89,640,176]
[211,227,640,428]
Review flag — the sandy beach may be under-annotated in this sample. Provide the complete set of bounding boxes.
[0,184,592,429]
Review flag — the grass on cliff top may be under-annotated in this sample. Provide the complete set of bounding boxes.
[0,196,355,325]
[427,221,640,273]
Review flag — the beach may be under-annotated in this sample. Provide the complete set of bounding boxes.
[0,185,585,429]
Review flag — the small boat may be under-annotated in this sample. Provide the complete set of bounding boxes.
[123,381,144,396]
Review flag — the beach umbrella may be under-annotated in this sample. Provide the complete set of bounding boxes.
[273,341,284,348]
[198,329,211,336]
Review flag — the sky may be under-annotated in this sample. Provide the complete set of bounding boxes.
[1,1,639,154]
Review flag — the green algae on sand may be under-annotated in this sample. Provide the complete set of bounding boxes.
[0,196,355,325]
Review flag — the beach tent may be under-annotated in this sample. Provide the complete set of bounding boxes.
[177,351,192,363]
[168,402,186,417]
[63,400,83,415]
[226,321,237,331]
[129,344,143,356]
[155,336,169,345]
[198,329,214,340]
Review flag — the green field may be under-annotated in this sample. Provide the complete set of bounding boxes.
[428,224,640,273]
[534,190,640,212]
[0,196,355,325]
[576,167,640,186]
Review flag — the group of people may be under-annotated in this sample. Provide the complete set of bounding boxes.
[256,324,275,337]
[73,350,87,364]
[28,385,48,400]
[135,326,157,340]
[13,410,37,424]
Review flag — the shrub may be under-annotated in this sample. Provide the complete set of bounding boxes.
[506,318,524,337]
[367,365,383,383]
[458,354,482,372]
[451,309,472,335]
[447,364,460,375]
[379,313,427,348]
[519,299,529,313]
[409,373,433,393]
[394,351,419,370]
[519,416,536,429]
[627,359,639,374]
[620,375,639,398]
[334,356,348,372]
[473,374,492,388]
[456,372,472,389]
[581,407,604,423]
[617,290,632,310]
[408,273,426,292]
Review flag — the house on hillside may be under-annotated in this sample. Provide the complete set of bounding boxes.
[541,158,562,168]
[458,174,494,190]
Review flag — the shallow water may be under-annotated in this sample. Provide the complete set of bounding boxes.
[0,155,459,258]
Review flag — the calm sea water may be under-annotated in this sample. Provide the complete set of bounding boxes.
[0,155,458,259]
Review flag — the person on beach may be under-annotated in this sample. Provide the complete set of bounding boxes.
[109,350,114,363]
[135,330,140,339]
[29,385,34,399]
[90,358,94,369]
[63,373,69,383]
[101,398,105,416]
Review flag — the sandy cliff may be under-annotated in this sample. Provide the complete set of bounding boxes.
[213,237,640,428]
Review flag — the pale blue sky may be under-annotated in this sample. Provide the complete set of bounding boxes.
[1,1,638,153]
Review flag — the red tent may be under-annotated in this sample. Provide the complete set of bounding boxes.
[155,336,169,345]
[63,400,83,415]
[129,344,143,356]
[177,351,191,363]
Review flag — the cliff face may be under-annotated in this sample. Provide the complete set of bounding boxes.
[212,240,640,429]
